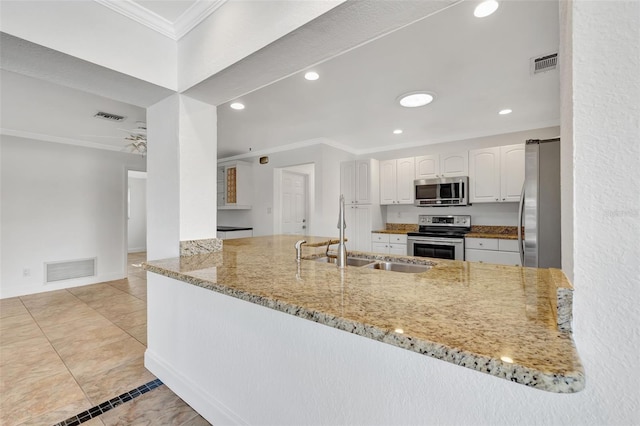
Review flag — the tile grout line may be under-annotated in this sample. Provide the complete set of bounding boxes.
[51,379,164,426]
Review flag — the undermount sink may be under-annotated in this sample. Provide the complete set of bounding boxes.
[313,256,375,267]
[312,256,431,273]
[364,262,431,274]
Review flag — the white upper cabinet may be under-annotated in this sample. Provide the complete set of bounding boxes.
[500,144,526,202]
[380,157,415,205]
[469,144,525,203]
[217,161,252,210]
[415,152,468,179]
[341,159,379,205]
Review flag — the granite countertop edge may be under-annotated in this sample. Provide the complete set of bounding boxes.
[144,247,584,394]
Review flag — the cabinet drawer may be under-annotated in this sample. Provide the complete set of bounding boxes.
[498,239,520,252]
[465,237,499,250]
[390,234,407,244]
[389,244,407,255]
[465,249,521,266]
[371,233,390,243]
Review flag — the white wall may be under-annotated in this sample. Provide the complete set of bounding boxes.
[127,175,147,253]
[218,143,354,238]
[0,136,146,298]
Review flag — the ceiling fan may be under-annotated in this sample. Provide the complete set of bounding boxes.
[81,118,147,156]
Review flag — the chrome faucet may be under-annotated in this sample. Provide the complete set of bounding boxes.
[336,194,348,268]
[295,239,306,261]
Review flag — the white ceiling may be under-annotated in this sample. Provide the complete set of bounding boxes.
[0,0,559,159]
[217,0,560,159]
[0,70,146,152]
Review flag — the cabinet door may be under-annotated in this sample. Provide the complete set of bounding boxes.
[355,159,373,204]
[396,157,415,204]
[465,248,522,266]
[371,242,389,254]
[354,205,372,252]
[389,244,407,255]
[469,148,501,203]
[379,160,397,205]
[440,152,468,177]
[344,205,357,247]
[415,155,439,179]
[340,161,356,204]
[500,144,525,202]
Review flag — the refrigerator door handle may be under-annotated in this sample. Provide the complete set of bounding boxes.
[517,184,525,266]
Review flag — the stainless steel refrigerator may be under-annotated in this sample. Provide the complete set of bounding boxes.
[518,138,561,268]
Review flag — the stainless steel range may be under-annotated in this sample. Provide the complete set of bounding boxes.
[407,215,471,261]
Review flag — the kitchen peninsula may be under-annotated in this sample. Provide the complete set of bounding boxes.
[144,235,584,425]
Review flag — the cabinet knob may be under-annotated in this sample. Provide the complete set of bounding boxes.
[495,198,499,201]
[479,243,483,246]
[502,198,505,201]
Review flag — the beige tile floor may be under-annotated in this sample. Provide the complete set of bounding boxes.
[0,252,211,426]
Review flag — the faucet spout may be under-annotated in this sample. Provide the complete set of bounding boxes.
[295,239,306,261]
[336,195,348,268]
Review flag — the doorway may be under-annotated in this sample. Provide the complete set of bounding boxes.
[126,170,147,277]
[274,164,314,235]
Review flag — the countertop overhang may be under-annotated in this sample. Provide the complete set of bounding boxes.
[144,235,584,393]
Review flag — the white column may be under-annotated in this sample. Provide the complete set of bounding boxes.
[179,95,217,241]
[147,94,217,260]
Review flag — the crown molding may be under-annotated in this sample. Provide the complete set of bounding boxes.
[174,0,227,39]
[1,128,138,154]
[94,0,227,40]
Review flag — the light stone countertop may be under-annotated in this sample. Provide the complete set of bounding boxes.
[144,235,584,393]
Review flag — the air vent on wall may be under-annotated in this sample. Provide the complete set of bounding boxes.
[94,111,126,122]
[530,52,558,75]
[45,258,96,283]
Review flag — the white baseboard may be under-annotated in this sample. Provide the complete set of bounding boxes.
[144,349,248,426]
[0,272,126,298]
[128,247,147,253]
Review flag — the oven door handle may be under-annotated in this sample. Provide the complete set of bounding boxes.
[408,238,462,245]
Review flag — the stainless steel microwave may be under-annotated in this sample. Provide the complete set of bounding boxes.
[414,176,469,206]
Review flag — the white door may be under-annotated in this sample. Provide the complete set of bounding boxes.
[281,171,308,235]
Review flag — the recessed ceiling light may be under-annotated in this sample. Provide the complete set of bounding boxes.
[398,92,435,108]
[393,129,403,135]
[304,71,319,81]
[474,0,499,18]
[230,102,245,110]
[499,109,512,115]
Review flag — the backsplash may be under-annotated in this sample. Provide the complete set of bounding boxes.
[384,202,519,226]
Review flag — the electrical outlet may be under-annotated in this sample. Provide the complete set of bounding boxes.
[23,268,31,277]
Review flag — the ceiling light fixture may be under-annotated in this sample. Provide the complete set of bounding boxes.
[393,129,403,135]
[304,71,320,81]
[398,92,435,108]
[474,0,499,18]
[499,109,512,115]
[230,102,245,110]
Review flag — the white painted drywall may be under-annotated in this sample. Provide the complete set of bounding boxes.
[127,175,147,253]
[0,136,145,298]
[0,0,177,90]
[146,95,180,260]
[177,0,344,91]
[178,95,217,242]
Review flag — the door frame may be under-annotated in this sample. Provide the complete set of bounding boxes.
[273,163,315,235]
[123,168,147,277]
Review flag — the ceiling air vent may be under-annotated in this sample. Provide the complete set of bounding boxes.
[94,111,126,122]
[530,52,558,75]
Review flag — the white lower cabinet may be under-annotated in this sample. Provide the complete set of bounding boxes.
[465,237,521,266]
[345,205,383,252]
[371,233,408,255]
